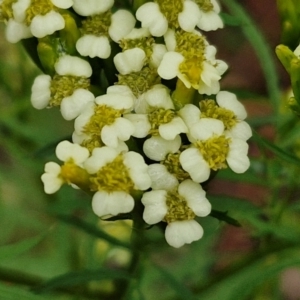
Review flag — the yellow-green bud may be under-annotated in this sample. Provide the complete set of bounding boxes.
[290,58,300,103]
[275,44,297,74]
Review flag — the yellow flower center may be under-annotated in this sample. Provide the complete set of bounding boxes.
[164,191,195,223]
[81,11,112,37]
[200,99,237,130]
[0,0,17,21]
[155,0,183,28]
[49,75,90,107]
[119,36,155,59]
[194,0,214,12]
[25,0,54,25]
[148,108,175,135]
[117,66,160,98]
[89,154,134,193]
[194,135,231,170]
[179,57,202,88]
[162,152,190,182]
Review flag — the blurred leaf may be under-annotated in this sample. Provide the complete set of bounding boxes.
[220,12,242,26]
[0,233,46,261]
[222,0,281,113]
[153,264,197,300]
[194,245,300,300]
[0,282,52,300]
[56,214,131,249]
[33,268,130,294]
[252,130,300,165]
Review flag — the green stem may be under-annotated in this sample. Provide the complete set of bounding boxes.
[172,79,196,110]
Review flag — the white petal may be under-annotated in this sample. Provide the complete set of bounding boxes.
[141,190,168,224]
[229,121,252,141]
[143,135,181,161]
[56,140,89,164]
[178,180,211,217]
[180,148,210,183]
[51,0,73,9]
[55,55,92,77]
[5,19,32,43]
[226,139,250,173]
[76,35,111,59]
[159,117,188,140]
[30,11,65,38]
[123,27,150,40]
[165,220,203,248]
[190,118,224,141]
[158,52,184,80]
[178,1,201,32]
[150,44,167,68]
[60,89,95,120]
[197,11,223,31]
[109,9,136,42]
[178,104,201,129]
[216,91,247,120]
[145,85,174,109]
[95,93,133,110]
[148,164,178,191]
[84,147,119,174]
[136,2,168,37]
[114,48,146,75]
[123,152,151,190]
[72,0,113,16]
[92,191,134,217]
[74,102,95,134]
[200,61,221,87]
[164,29,176,51]
[41,162,63,194]
[30,75,51,109]
[123,114,151,138]
[12,0,30,22]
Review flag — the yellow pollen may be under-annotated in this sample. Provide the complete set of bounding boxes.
[81,11,112,37]
[25,0,54,25]
[148,108,175,135]
[0,0,17,21]
[200,99,237,130]
[195,135,231,170]
[119,37,155,58]
[194,0,214,12]
[89,155,134,193]
[164,191,195,223]
[155,0,183,28]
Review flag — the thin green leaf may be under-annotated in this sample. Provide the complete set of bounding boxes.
[33,268,130,294]
[220,12,241,26]
[221,0,281,113]
[153,264,197,300]
[0,233,46,261]
[56,214,131,249]
[209,209,241,227]
[194,245,300,300]
[252,130,300,165]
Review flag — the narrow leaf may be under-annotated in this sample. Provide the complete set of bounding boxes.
[209,209,241,227]
[33,268,130,294]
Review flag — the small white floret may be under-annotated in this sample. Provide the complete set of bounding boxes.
[30,75,52,109]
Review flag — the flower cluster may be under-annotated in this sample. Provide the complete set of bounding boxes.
[1,0,252,248]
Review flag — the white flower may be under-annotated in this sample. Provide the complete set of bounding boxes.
[148,164,178,191]
[60,89,95,121]
[142,179,211,248]
[180,118,250,183]
[143,135,181,161]
[41,141,90,194]
[76,10,135,59]
[84,146,151,217]
[136,2,168,37]
[31,74,52,109]
[114,48,146,75]
[72,0,114,16]
[54,55,92,77]
[194,0,224,31]
[74,91,135,148]
[5,19,32,43]
[177,1,201,32]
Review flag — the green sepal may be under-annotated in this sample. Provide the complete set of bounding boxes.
[275,44,296,74]
[277,0,300,49]
[37,36,60,76]
[59,10,81,55]
[287,96,300,116]
[290,57,300,103]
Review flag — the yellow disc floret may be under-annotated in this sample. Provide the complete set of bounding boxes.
[49,75,90,107]
[200,99,237,130]
[25,0,54,25]
[194,0,214,12]
[148,108,175,135]
[162,152,190,181]
[155,0,183,28]
[89,154,134,193]
[0,0,17,21]
[164,191,195,223]
[81,11,112,37]
[194,135,231,170]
